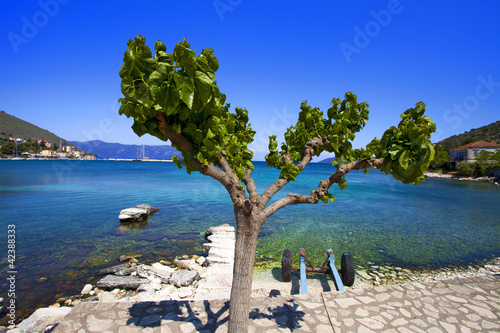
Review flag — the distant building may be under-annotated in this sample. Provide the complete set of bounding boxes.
[65,145,76,153]
[56,152,70,159]
[9,137,25,142]
[40,150,57,158]
[37,140,51,148]
[450,141,500,164]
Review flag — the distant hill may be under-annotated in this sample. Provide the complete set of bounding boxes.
[319,157,335,163]
[0,110,71,145]
[436,120,500,152]
[71,140,182,160]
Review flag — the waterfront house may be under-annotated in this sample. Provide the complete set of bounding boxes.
[40,150,57,158]
[37,139,51,148]
[450,140,500,164]
[65,145,76,153]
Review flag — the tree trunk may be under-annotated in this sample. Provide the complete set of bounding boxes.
[227,206,263,333]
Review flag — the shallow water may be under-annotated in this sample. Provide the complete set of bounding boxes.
[0,160,499,323]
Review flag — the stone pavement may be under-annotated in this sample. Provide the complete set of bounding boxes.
[47,274,499,333]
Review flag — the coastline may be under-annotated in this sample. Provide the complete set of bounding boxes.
[3,254,498,331]
[424,171,499,185]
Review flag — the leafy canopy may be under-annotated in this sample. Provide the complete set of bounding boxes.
[266,97,435,186]
[118,35,255,179]
[118,35,436,188]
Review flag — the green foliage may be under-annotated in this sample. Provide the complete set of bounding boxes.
[456,161,475,176]
[373,103,435,185]
[429,144,449,170]
[119,35,435,189]
[266,93,371,180]
[266,98,435,186]
[118,35,255,179]
[0,138,30,155]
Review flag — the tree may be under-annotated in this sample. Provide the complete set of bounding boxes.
[456,161,475,176]
[118,35,436,332]
[429,144,449,171]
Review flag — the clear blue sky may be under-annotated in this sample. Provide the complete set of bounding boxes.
[1,1,499,160]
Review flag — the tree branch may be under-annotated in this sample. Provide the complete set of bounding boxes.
[261,157,385,219]
[242,169,259,202]
[156,110,227,186]
[260,136,331,208]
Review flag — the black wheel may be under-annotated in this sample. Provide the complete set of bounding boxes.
[341,253,355,287]
[281,250,292,282]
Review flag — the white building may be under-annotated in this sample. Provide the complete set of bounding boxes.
[450,141,500,163]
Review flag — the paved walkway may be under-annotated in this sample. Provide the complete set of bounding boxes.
[49,274,499,332]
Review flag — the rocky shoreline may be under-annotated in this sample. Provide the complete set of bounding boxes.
[424,171,500,185]
[2,224,499,332]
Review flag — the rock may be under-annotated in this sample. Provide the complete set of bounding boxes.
[137,265,170,283]
[151,262,176,277]
[134,204,160,214]
[357,270,372,280]
[158,285,175,298]
[119,254,142,262]
[196,256,206,266]
[119,204,160,222]
[174,259,199,271]
[97,262,131,275]
[137,283,156,294]
[99,291,117,302]
[169,270,200,287]
[114,267,137,276]
[80,284,93,295]
[96,275,148,290]
[16,307,72,333]
[178,287,193,298]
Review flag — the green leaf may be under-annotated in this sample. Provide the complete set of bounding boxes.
[180,82,195,109]
[399,150,410,170]
[196,151,206,163]
[194,71,213,104]
[154,40,166,54]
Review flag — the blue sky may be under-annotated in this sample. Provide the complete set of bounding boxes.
[1,1,499,160]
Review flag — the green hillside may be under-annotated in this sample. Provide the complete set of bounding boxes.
[435,120,500,152]
[0,110,71,145]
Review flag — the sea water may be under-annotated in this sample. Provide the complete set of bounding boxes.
[0,160,499,321]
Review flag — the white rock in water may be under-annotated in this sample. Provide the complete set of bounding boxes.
[119,208,149,222]
[80,284,93,295]
[119,204,160,222]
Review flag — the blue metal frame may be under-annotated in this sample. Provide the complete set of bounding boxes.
[300,253,308,294]
[328,249,344,292]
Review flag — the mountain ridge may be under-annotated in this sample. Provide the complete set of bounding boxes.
[0,111,71,146]
[71,140,182,160]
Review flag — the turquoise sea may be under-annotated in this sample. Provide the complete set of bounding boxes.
[0,160,499,322]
